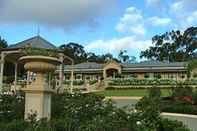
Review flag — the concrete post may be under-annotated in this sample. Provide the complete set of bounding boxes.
[27,71,30,85]
[14,62,18,92]
[59,53,64,92]
[70,63,74,93]
[0,52,5,92]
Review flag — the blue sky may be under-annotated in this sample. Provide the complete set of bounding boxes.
[0,0,196,60]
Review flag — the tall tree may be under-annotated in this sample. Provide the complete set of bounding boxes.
[140,27,197,62]
[118,50,129,63]
[59,43,87,64]
[118,50,136,63]
[0,36,8,49]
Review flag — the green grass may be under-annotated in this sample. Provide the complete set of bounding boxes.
[95,89,171,97]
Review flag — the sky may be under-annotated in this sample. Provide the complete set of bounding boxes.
[0,0,196,60]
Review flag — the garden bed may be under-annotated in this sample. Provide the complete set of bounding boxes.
[108,79,197,86]
[96,88,171,97]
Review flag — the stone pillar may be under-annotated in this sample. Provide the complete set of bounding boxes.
[0,52,5,92]
[24,72,52,120]
[103,69,106,79]
[70,63,74,93]
[27,71,30,85]
[59,53,64,91]
[14,62,18,92]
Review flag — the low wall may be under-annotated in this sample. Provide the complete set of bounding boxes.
[161,112,197,131]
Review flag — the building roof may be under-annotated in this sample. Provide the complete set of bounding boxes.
[65,62,103,70]
[64,61,187,72]
[122,61,186,68]
[8,36,56,49]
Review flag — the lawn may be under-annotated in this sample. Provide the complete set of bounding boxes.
[95,88,172,97]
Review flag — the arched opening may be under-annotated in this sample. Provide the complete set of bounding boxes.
[106,68,119,78]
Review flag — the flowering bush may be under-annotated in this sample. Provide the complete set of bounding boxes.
[108,79,197,86]
[0,92,190,131]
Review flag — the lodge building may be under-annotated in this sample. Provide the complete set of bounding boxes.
[63,60,188,81]
[0,35,191,91]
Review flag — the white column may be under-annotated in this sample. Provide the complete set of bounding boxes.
[14,62,18,92]
[0,52,5,92]
[59,54,64,91]
[27,71,30,85]
[70,63,74,93]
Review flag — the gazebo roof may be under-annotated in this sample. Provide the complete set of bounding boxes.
[8,35,56,49]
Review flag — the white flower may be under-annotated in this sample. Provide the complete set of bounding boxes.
[136,121,141,125]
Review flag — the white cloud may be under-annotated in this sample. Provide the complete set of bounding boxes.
[186,11,197,25]
[171,0,197,13]
[129,24,146,36]
[147,16,171,26]
[115,6,146,36]
[170,0,197,29]
[85,36,151,54]
[145,0,161,7]
[180,11,197,29]
[170,1,184,13]
[0,0,116,30]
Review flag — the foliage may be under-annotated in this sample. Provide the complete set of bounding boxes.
[192,90,197,105]
[108,78,197,87]
[161,100,197,115]
[148,86,161,98]
[23,47,59,58]
[59,43,120,64]
[118,50,136,63]
[59,42,87,64]
[89,80,98,85]
[158,118,190,131]
[0,93,24,122]
[0,36,8,49]
[3,76,15,84]
[187,59,197,77]
[140,26,197,62]
[0,92,190,131]
[136,89,191,131]
[136,96,161,130]
[171,84,193,97]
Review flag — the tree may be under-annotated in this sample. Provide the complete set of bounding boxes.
[118,50,136,63]
[0,36,8,49]
[118,50,129,63]
[140,26,197,62]
[59,43,87,64]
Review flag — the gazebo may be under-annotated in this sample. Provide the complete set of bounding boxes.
[0,35,72,92]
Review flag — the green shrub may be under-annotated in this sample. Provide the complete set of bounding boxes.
[192,90,197,105]
[158,118,190,131]
[23,48,59,58]
[171,84,193,97]
[0,93,24,122]
[148,86,161,98]
[0,92,191,131]
[89,80,97,85]
[161,100,197,115]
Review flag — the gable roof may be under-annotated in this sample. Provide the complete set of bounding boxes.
[122,61,186,68]
[8,36,56,49]
[65,62,103,70]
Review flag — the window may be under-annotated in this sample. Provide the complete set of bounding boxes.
[154,73,161,79]
[144,73,150,79]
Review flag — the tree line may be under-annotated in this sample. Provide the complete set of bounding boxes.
[0,26,196,64]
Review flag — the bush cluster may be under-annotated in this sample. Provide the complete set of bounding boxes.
[108,78,197,86]
[0,92,190,131]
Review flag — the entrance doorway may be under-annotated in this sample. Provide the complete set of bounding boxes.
[106,69,119,78]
